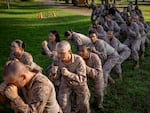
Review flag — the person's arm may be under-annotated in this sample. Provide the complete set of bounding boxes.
[61,57,87,84]
[93,41,107,61]
[42,41,53,59]
[111,38,120,51]
[0,82,10,104]
[128,22,139,38]
[86,54,103,78]
[7,84,51,113]
[114,21,120,33]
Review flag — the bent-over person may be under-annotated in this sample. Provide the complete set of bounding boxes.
[0,60,62,113]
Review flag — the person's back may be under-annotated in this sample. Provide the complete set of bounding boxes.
[0,60,62,113]
[10,51,42,72]
[73,32,91,45]
[21,72,62,113]
[72,32,91,50]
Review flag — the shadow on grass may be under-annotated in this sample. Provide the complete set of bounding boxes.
[0,2,51,10]
[0,3,150,113]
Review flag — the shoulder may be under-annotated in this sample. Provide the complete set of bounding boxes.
[90,52,100,60]
[73,54,85,63]
[22,51,32,58]
[33,73,53,88]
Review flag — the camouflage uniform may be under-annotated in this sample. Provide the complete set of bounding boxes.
[137,21,146,54]
[109,37,131,75]
[102,20,121,39]
[11,73,62,113]
[90,39,120,87]
[111,11,126,26]
[9,51,42,72]
[54,54,90,113]
[42,41,57,59]
[71,32,91,51]
[85,52,104,108]
[89,25,109,43]
[123,22,141,63]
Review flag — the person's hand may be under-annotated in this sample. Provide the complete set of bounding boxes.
[61,67,70,77]
[5,85,18,101]
[42,40,48,47]
[52,51,58,58]
[0,82,7,93]
[51,66,58,74]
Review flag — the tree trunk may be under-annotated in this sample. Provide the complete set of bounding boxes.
[113,0,116,4]
[6,0,10,9]
[135,0,138,5]
[106,0,109,4]
[101,0,104,4]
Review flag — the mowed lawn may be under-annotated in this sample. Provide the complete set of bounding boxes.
[0,2,150,113]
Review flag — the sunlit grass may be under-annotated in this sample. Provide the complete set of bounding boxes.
[0,2,150,113]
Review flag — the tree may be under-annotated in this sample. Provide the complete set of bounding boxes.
[135,0,138,5]
[6,0,10,9]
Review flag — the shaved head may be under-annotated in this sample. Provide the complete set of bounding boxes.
[56,41,72,62]
[56,40,71,52]
[3,60,28,82]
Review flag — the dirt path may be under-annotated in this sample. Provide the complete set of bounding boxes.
[37,0,91,16]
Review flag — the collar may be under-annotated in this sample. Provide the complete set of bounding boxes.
[26,73,39,90]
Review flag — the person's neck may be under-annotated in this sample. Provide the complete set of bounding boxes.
[93,39,98,44]
[26,72,36,88]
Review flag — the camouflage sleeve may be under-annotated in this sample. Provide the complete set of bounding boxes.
[94,41,107,61]
[11,84,51,113]
[74,36,83,47]
[65,57,87,83]
[114,22,120,33]
[0,94,10,104]
[111,38,120,51]
[42,44,53,59]
[129,23,139,38]
[9,53,15,60]
[22,52,33,66]
[86,54,103,77]
[96,26,106,40]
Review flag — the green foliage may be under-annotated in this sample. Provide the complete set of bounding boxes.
[0,2,150,113]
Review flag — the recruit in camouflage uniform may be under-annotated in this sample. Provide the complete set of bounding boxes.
[102,15,121,39]
[89,30,120,87]
[9,39,42,72]
[78,45,104,109]
[107,31,131,80]
[89,20,109,43]
[123,16,141,69]
[53,41,90,113]
[0,60,62,113]
[64,30,91,51]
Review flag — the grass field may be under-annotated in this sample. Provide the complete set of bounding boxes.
[0,1,150,113]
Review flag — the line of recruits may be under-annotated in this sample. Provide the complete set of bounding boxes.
[0,2,150,113]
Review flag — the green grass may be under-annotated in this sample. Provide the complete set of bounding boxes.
[0,2,150,113]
